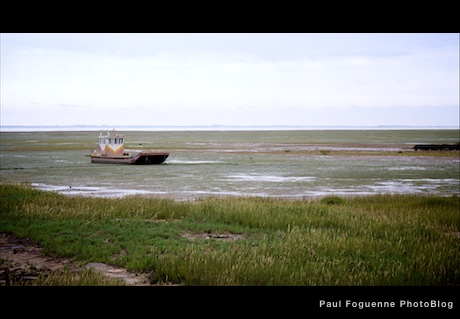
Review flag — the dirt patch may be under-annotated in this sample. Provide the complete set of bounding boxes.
[0,232,150,286]
[84,262,150,286]
[181,231,245,241]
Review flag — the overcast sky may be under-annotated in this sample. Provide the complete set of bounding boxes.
[1,33,458,127]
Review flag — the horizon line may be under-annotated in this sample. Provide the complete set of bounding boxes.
[2,124,459,127]
[1,124,459,132]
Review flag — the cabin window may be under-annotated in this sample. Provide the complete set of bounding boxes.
[120,138,123,144]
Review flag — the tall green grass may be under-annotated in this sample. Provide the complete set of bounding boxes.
[25,268,126,286]
[1,184,459,285]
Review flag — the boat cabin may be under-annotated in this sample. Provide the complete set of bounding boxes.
[97,130,125,156]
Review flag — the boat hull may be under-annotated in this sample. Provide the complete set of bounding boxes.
[90,152,169,165]
[413,144,459,151]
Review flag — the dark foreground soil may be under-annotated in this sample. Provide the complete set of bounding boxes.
[0,232,150,286]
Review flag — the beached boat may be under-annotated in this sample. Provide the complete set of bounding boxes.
[88,130,169,164]
[413,143,460,151]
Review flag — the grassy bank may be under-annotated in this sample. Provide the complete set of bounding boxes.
[1,184,459,286]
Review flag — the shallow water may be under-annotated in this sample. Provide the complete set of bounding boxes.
[1,130,459,199]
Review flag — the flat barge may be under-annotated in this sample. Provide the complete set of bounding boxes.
[88,130,169,165]
[413,143,459,151]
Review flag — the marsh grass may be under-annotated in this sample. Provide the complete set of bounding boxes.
[1,184,459,286]
[27,268,126,286]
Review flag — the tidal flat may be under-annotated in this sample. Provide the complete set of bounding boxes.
[0,129,459,199]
